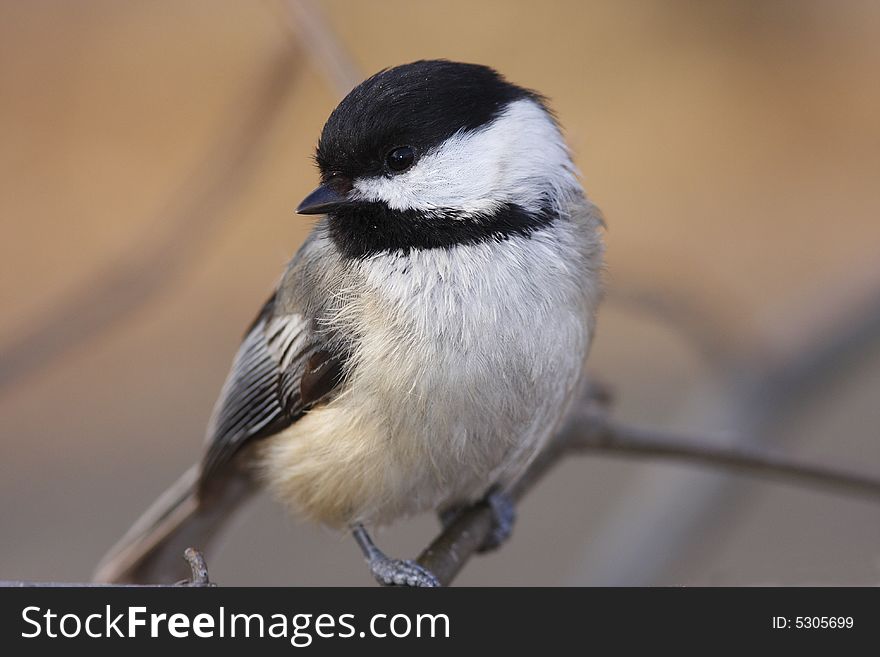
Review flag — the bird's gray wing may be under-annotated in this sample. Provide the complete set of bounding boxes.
[198,291,344,491]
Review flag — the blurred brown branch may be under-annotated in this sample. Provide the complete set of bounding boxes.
[0,0,357,398]
[0,42,303,396]
[278,0,362,96]
[606,284,740,368]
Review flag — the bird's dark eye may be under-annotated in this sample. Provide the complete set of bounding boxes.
[385,146,416,173]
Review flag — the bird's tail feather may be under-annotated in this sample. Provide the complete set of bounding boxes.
[93,464,255,584]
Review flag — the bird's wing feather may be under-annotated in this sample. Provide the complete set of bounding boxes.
[198,291,344,489]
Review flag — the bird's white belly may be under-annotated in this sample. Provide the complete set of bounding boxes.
[257,234,591,527]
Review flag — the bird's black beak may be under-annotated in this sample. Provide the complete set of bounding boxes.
[296,184,349,215]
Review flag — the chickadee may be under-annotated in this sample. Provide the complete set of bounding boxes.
[95,60,604,587]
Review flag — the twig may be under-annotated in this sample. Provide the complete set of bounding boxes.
[181,547,213,587]
[0,548,212,587]
[416,387,880,586]
[557,412,880,502]
[0,43,303,396]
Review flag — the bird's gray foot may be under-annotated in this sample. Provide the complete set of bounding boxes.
[351,524,440,587]
[439,487,517,553]
[370,556,440,587]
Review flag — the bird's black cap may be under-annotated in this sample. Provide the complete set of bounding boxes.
[314,60,542,181]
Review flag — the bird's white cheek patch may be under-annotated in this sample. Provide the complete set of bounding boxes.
[352,99,578,215]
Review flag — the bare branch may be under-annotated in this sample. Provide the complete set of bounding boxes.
[182,547,213,587]
[0,549,212,587]
[416,386,880,586]
[565,417,880,501]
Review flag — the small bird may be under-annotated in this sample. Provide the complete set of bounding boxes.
[95,60,604,587]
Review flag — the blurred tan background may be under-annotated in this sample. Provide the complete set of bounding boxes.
[2,0,879,585]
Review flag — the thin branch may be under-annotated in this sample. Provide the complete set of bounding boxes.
[564,417,880,500]
[0,43,303,396]
[741,287,880,429]
[416,387,880,586]
[182,547,213,587]
[0,549,212,588]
